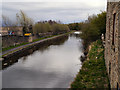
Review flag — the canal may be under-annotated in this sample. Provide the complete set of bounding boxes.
[2,33,83,88]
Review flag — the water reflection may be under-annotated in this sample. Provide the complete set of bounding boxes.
[2,35,69,69]
[2,34,83,88]
[70,33,81,39]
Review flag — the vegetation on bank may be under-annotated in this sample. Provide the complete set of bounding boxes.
[2,35,56,52]
[71,40,110,88]
[2,9,109,88]
[2,31,73,53]
[2,42,29,52]
[2,10,70,51]
[2,10,70,36]
[68,11,106,49]
[81,12,106,48]
[68,11,109,89]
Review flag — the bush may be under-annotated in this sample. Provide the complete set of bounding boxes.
[80,11,106,48]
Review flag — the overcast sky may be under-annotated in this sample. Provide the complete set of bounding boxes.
[1,0,107,24]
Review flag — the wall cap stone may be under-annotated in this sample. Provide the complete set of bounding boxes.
[108,0,120,2]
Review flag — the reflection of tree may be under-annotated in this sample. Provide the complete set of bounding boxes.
[51,35,69,46]
[79,55,86,63]
[38,45,50,53]
[37,35,69,53]
[70,33,81,39]
[22,56,28,62]
[2,35,69,69]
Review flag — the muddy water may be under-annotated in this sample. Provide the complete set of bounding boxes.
[2,34,83,88]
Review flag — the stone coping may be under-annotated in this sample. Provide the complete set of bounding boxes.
[108,0,120,2]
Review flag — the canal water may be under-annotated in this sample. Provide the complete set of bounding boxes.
[2,33,83,88]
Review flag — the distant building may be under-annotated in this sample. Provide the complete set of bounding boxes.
[0,30,8,36]
[1,26,23,36]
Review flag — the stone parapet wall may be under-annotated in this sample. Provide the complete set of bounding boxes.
[105,1,120,88]
[2,35,31,48]
[2,32,55,48]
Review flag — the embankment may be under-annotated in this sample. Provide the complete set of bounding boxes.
[2,32,54,49]
[1,33,69,69]
[71,40,110,88]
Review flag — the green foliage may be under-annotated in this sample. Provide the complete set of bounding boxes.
[83,11,106,39]
[81,23,100,41]
[33,22,51,34]
[33,21,70,35]
[71,40,110,88]
[91,12,106,34]
[68,12,106,49]
[68,22,83,30]
[52,24,69,34]
[80,11,106,48]
[2,42,29,52]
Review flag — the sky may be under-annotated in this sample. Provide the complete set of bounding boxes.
[1,0,107,24]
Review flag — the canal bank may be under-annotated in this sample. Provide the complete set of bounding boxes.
[2,33,83,88]
[2,32,72,58]
[1,33,72,69]
[71,40,110,88]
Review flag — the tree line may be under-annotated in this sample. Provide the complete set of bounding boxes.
[2,10,106,42]
[33,20,70,35]
[68,11,106,48]
[2,10,70,36]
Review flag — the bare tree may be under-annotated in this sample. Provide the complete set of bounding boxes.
[2,15,16,26]
[16,10,34,34]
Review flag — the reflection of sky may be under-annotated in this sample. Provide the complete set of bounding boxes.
[2,35,83,88]
[19,36,82,73]
[2,0,107,24]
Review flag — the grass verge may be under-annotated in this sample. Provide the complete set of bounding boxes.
[2,31,73,52]
[2,42,29,52]
[71,40,110,88]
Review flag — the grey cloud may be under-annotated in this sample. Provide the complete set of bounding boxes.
[2,2,106,24]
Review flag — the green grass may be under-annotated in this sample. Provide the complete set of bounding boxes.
[32,35,56,42]
[71,40,110,88]
[2,31,73,52]
[2,42,29,52]
[2,35,57,52]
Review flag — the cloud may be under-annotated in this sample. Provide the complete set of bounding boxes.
[2,1,107,24]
